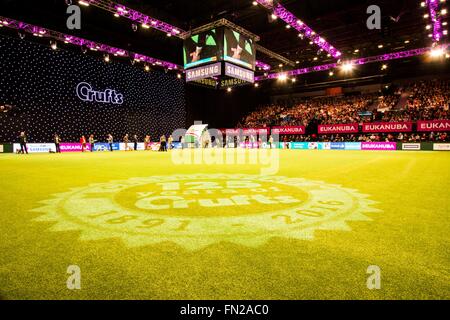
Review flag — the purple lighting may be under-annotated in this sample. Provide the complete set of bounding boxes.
[255,0,341,58]
[255,45,449,81]
[84,0,184,37]
[425,0,445,43]
[0,16,181,70]
[256,60,271,70]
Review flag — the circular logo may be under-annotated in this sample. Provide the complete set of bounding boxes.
[32,174,380,249]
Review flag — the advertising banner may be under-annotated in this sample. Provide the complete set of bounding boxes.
[60,143,91,152]
[224,62,254,83]
[93,142,120,151]
[185,62,222,82]
[13,143,56,153]
[433,143,450,151]
[119,143,146,151]
[318,123,359,134]
[363,122,413,133]
[288,142,308,150]
[417,120,450,132]
[330,142,346,150]
[271,126,306,135]
[149,142,161,151]
[222,128,270,136]
[402,143,421,151]
[322,142,331,150]
[239,142,260,149]
[361,142,397,151]
[344,142,362,150]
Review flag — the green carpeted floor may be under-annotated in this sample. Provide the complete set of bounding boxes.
[0,150,449,300]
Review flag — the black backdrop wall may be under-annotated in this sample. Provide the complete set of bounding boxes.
[185,85,269,129]
[0,35,186,143]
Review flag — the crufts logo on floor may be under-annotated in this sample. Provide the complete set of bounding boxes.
[76,82,124,104]
[32,174,381,249]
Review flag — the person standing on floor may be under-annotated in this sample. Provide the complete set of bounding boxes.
[54,133,61,153]
[18,131,28,154]
[80,135,87,152]
[133,134,139,151]
[107,134,114,152]
[88,134,95,152]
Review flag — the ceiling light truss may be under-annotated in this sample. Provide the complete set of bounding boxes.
[256,44,449,80]
[0,16,181,69]
[85,0,184,37]
[255,0,341,58]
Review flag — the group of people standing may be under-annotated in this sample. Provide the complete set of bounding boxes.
[17,132,175,154]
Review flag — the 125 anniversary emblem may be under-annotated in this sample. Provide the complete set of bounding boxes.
[32,174,380,249]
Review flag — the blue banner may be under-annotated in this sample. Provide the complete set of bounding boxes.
[93,142,120,151]
[344,142,362,150]
[171,142,182,149]
[331,142,346,150]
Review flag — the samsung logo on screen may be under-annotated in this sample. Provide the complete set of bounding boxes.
[76,82,124,104]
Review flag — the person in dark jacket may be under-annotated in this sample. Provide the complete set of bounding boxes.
[54,133,61,153]
[133,134,139,151]
[19,131,28,154]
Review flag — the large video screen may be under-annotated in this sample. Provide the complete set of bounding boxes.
[223,29,256,71]
[183,29,221,69]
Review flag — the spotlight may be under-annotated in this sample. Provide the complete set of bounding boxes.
[177,73,182,79]
[285,25,291,29]
[271,13,278,20]
[132,24,138,32]
[78,0,90,6]
[104,54,110,63]
[378,44,384,48]
[227,87,232,93]
[141,23,150,29]
[329,71,334,76]
[114,13,120,18]
[291,78,296,83]
[166,33,172,37]
[254,83,259,87]
[278,63,283,68]
[50,41,57,50]
[341,62,354,72]
[277,74,288,81]
[145,65,150,71]
[430,47,446,58]
[252,1,258,6]
[381,64,388,70]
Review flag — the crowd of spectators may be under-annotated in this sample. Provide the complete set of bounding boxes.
[239,79,449,129]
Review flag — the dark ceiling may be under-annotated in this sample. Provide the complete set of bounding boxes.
[0,0,448,90]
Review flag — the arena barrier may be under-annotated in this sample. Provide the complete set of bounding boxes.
[276,142,450,151]
[2,142,449,153]
[0,143,13,153]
